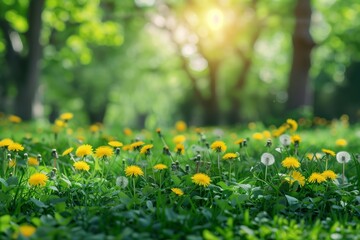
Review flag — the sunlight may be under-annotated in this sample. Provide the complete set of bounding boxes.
[205,8,224,31]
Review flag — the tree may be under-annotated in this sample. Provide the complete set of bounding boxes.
[286,0,315,114]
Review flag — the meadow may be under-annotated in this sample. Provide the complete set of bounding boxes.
[0,114,360,239]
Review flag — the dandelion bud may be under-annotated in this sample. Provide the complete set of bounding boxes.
[205,142,210,149]
[185,164,190,173]
[115,147,121,155]
[37,154,42,162]
[171,162,177,171]
[156,128,162,137]
[266,139,272,148]
[336,151,351,164]
[196,154,201,161]
[24,153,28,159]
[51,149,58,159]
[7,153,11,160]
[201,134,206,142]
[243,139,247,147]
[163,146,171,156]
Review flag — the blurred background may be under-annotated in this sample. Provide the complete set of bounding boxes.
[0,0,359,128]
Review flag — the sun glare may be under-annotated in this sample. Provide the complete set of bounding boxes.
[206,8,224,31]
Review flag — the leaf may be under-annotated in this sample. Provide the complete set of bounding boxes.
[0,178,8,187]
[30,198,48,208]
[146,200,154,211]
[0,215,11,232]
[203,229,220,240]
[285,194,299,206]
[170,175,181,185]
[6,176,18,186]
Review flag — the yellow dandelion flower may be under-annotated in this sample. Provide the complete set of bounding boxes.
[73,161,90,171]
[191,173,211,187]
[122,144,131,151]
[175,143,185,155]
[27,157,39,166]
[19,224,36,237]
[171,188,184,196]
[140,144,153,155]
[291,135,301,144]
[60,112,73,121]
[322,170,337,181]
[28,173,48,187]
[75,144,93,157]
[322,148,335,157]
[234,138,245,145]
[125,165,144,177]
[308,172,326,184]
[108,141,123,148]
[0,138,14,147]
[55,119,66,128]
[335,138,347,147]
[262,131,271,139]
[252,132,264,140]
[272,125,288,138]
[286,119,298,131]
[95,146,114,158]
[173,135,186,144]
[123,128,133,136]
[153,164,168,170]
[281,157,300,169]
[61,147,73,156]
[223,153,237,160]
[130,141,145,151]
[210,141,227,152]
[90,124,100,133]
[175,121,187,132]
[289,170,305,187]
[8,159,16,168]
[8,142,24,152]
[8,115,22,123]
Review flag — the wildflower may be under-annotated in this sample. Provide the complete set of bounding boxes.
[261,153,275,166]
[289,170,305,186]
[308,172,326,184]
[123,128,133,136]
[336,151,351,164]
[281,157,300,169]
[171,188,184,196]
[125,165,144,177]
[263,131,271,139]
[0,138,13,147]
[75,144,93,157]
[28,157,39,166]
[175,121,187,132]
[306,153,323,161]
[192,173,211,187]
[291,135,301,144]
[108,141,123,149]
[279,134,291,147]
[130,141,145,151]
[122,144,132,151]
[55,119,65,127]
[73,161,90,171]
[173,135,186,144]
[272,125,288,138]
[90,124,101,133]
[8,115,22,123]
[19,224,36,237]
[8,159,16,168]
[335,138,347,147]
[223,153,238,160]
[95,146,114,158]
[286,119,298,131]
[252,132,263,140]
[7,142,24,152]
[235,138,246,147]
[322,170,337,180]
[175,143,185,155]
[140,144,153,155]
[28,173,48,187]
[322,148,335,157]
[62,147,74,156]
[153,164,168,170]
[210,141,227,152]
[60,112,73,121]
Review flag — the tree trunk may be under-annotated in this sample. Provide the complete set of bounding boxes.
[202,60,220,126]
[14,0,45,120]
[286,0,315,112]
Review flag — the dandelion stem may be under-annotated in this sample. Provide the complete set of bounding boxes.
[325,158,328,171]
[265,165,268,182]
[342,162,345,184]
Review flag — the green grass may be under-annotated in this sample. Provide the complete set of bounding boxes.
[0,117,360,239]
